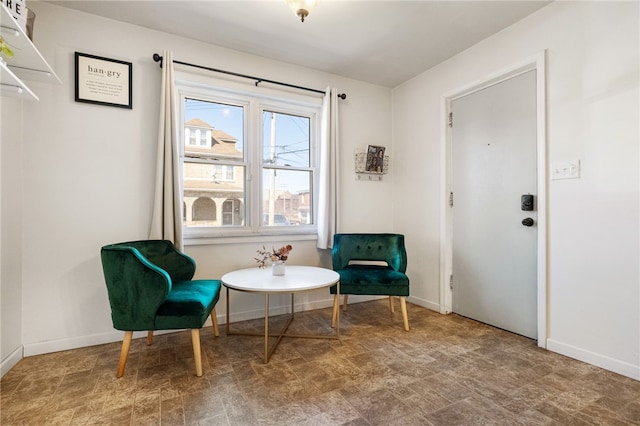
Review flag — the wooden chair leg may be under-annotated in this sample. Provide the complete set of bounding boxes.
[342,294,349,311]
[211,308,220,337]
[331,294,340,328]
[146,330,154,346]
[400,297,409,331]
[116,331,133,378]
[389,296,395,313]
[191,329,203,377]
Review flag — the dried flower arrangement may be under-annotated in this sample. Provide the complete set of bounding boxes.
[255,244,293,269]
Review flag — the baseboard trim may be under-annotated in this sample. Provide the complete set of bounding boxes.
[21,295,439,359]
[24,330,141,357]
[547,338,640,381]
[1,346,23,377]
[406,295,441,312]
[16,301,640,383]
[22,296,340,358]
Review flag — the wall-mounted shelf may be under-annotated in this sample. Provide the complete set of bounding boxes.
[355,152,389,181]
[0,58,37,99]
[1,4,61,100]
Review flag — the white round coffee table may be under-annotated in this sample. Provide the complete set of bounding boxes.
[221,265,340,363]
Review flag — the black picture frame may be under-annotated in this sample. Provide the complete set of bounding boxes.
[75,52,132,109]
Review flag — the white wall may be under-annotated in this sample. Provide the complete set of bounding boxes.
[0,97,24,374]
[393,1,639,379]
[6,2,392,358]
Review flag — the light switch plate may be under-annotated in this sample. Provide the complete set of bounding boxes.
[551,160,580,180]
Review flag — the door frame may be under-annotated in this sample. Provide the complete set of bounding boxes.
[439,51,548,347]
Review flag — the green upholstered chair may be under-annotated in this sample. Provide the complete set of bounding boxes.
[330,233,410,331]
[100,240,221,377]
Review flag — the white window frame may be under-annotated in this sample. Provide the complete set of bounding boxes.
[176,76,322,242]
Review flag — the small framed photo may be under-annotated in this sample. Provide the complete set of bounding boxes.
[75,52,132,109]
[365,145,386,173]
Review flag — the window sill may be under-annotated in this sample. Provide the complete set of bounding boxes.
[184,231,318,246]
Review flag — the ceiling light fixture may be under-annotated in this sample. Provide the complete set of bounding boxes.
[286,0,318,23]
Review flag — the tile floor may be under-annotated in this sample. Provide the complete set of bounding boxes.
[2,299,640,425]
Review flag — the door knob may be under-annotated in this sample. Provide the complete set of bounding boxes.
[522,218,535,227]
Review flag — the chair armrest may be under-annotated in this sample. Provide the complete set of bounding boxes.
[113,240,196,282]
[162,246,197,282]
[141,240,196,282]
[101,245,172,330]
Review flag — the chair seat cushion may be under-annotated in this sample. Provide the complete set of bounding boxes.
[155,279,221,329]
[330,265,409,296]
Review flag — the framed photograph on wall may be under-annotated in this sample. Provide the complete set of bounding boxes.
[75,52,132,109]
[365,145,386,173]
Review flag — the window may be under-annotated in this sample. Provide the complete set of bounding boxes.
[184,126,211,147]
[178,83,320,238]
[213,165,235,182]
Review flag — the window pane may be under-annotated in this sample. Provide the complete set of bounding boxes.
[262,111,310,167]
[185,98,244,160]
[183,162,245,227]
[262,169,312,225]
[179,84,319,236]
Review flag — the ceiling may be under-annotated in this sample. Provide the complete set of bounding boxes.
[49,1,550,88]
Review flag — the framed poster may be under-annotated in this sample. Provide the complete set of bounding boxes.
[365,145,386,173]
[75,52,132,109]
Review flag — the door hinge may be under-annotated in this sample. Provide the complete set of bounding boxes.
[449,191,454,207]
[448,112,453,128]
[449,274,453,290]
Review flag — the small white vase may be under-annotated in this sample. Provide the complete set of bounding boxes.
[272,260,286,276]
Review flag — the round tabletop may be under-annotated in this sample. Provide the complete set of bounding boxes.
[221,265,339,293]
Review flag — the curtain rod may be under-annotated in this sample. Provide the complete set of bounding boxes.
[152,53,346,100]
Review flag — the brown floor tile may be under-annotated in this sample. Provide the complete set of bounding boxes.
[2,300,639,426]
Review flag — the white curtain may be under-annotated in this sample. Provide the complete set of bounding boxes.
[149,50,184,250]
[317,87,340,249]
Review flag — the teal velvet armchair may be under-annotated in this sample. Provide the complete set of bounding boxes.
[330,233,410,331]
[101,240,221,377]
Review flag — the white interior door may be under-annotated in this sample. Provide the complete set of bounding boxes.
[451,70,537,339]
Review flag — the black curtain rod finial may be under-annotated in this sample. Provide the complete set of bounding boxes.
[338,93,346,100]
[153,53,163,67]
